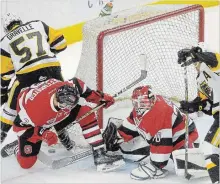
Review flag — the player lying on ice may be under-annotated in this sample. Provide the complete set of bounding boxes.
[12,77,125,171]
[103,85,200,180]
[177,45,220,183]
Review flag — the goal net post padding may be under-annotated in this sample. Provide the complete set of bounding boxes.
[75,4,204,128]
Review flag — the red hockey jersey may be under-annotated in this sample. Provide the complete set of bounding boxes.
[16,78,102,129]
[126,95,198,168]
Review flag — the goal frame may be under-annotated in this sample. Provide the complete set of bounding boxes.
[96,4,204,128]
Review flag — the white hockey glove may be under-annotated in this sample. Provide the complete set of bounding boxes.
[130,161,168,180]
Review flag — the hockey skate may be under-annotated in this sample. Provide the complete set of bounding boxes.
[57,130,75,151]
[93,147,125,172]
[1,139,18,158]
[130,161,168,180]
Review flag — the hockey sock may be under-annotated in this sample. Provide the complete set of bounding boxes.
[205,154,219,183]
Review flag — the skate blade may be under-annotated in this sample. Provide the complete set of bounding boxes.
[130,170,169,180]
[130,173,149,180]
[97,159,125,172]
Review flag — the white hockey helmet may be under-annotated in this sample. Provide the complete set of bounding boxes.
[2,13,23,33]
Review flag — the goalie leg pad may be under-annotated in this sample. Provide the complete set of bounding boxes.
[172,148,209,178]
[120,136,150,162]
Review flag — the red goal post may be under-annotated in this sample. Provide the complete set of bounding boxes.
[75,4,204,128]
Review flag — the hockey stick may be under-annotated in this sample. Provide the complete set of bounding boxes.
[38,147,93,169]
[1,139,93,170]
[183,65,193,180]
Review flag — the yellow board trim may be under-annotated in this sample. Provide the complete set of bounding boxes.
[0,116,14,125]
[58,22,84,45]
[7,80,19,107]
[211,128,220,147]
[149,0,220,7]
[16,62,61,75]
[206,162,217,170]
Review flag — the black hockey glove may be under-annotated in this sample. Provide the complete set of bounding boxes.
[180,98,212,115]
[102,121,122,151]
[177,46,202,67]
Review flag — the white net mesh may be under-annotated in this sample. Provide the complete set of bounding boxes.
[75,4,204,128]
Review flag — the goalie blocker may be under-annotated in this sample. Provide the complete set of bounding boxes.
[11,77,124,172]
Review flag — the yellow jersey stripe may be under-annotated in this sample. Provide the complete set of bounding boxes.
[0,116,14,125]
[7,80,19,107]
[206,162,217,170]
[211,127,220,146]
[2,76,11,81]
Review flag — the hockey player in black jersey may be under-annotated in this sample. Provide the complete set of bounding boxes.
[177,45,220,183]
[0,13,72,151]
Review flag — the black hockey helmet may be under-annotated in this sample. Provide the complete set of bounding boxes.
[3,13,23,33]
[56,85,79,109]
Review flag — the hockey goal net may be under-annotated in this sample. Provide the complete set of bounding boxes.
[75,4,204,129]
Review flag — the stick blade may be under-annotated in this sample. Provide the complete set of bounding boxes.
[139,54,147,71]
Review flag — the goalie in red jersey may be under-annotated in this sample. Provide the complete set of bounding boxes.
[11,77,124,171]
[103,85,199,180]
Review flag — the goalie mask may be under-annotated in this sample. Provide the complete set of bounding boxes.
[2,13,23,33]
[56,85,79,109]
[132,86,156,113]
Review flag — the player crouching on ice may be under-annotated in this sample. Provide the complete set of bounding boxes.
[102,85,200,180]
[11,77,125,171]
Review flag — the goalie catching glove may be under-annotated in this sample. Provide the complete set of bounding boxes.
[102,118,124,151]
[180,97,212,115]
[130,161,168,180]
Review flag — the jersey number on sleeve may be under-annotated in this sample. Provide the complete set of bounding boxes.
[10,31,46,63]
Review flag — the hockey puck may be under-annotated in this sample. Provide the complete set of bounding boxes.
[48,148,56,153]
